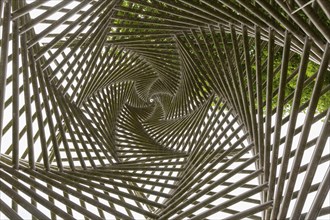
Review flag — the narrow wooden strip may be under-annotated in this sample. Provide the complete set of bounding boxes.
[0,0,11,148]
[12,11,20,169]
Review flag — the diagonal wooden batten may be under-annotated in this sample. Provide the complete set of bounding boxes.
[0,0,11,148]
[11,0,20,169]
[266,30,292,219]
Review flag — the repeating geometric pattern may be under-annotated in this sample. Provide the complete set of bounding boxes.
[0,0,329,219]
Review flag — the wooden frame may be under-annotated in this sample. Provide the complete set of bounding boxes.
[0,0,329,219]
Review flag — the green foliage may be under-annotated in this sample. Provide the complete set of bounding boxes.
[111,1,330,115]
[253,47,329,115]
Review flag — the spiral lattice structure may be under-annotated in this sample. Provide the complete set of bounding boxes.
[0,0,330,219]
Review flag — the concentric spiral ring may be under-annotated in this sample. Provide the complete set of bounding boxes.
[0,1,329,219]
